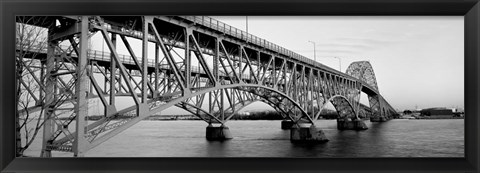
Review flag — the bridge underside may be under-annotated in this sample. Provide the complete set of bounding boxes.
[16,16,398,157]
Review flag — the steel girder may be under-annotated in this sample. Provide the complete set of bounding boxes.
[346,61,397,120]
[16,16,395,157]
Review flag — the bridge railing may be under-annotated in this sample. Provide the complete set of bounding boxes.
[181,16,334,74]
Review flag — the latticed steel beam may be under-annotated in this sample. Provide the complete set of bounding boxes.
[346,61,397,120]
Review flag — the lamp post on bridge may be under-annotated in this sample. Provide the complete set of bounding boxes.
[333,57,341,72]
[308,41,316,62]
[246,16,248,34]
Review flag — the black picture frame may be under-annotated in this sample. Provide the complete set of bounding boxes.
[1,0,478,172]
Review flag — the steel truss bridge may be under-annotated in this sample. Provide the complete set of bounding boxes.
[16,16,397,157]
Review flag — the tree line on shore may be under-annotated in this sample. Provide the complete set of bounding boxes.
[82,109,344,121]
[228,109,342,120]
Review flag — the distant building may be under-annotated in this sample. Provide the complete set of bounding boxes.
[449,108,457,113]
[420,107,452,116]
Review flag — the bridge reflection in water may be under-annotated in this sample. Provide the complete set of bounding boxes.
[16,16,398,157]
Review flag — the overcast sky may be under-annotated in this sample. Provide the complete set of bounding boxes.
[212,16,464,111]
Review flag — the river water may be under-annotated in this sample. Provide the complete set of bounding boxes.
[24,119,464,157]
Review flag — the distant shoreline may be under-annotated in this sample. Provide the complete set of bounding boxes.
[399,114,464,120]
[73,113,466,121]
[139,117,465,121]
[409,117,464,120]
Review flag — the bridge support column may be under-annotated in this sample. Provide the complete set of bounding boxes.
[281,120,294,129]
[206,124,232,141]
[290,124,329,143]
[337,118,368,130]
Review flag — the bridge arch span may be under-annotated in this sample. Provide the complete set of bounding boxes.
[50,84,314,151]
[346,61,397,121]
[220,92,360,124]
[346,61,379,91]
[165,84,313,123]
[316,95,358,120]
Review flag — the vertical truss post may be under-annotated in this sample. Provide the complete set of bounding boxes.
[322,72,327,97]
[274,59,285,90]
[231,89,235,113]
[301,66,306,110]
[89,61,93,96]
[155,43,159,92]
[327,73,333,98]
[333,76,337,95]
[167,73,172,93]
[109,33,116,106]
[238,46,242,82]
[286,62,292,96]
[40,36,58,158]
[339,78,343,95]
[330,74,335,97]
[104,67,108,92]
[334,76,339,95]
[221,89,225,121]
[325,73,330,97]
[256,51,261,79]
[344,79,348,96]
[283,61,287,93]
[142,17,149,103]
[338,77,342,95]
[310,70,314,116]
[315,71,323,119]
[214,38,219,85]
[74,16,90,157]
[209,91,213,116]
[185,29,191,89]
[272,56,276,88]
[321,72,328,102]
[118,66,122,93]
[292,63,297,102]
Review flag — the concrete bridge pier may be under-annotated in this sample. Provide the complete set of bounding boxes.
[290,124,329,143]
[282,119,310,129]
[206,124,233,141]
[281,120,295,129]
[337,118,368,130]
